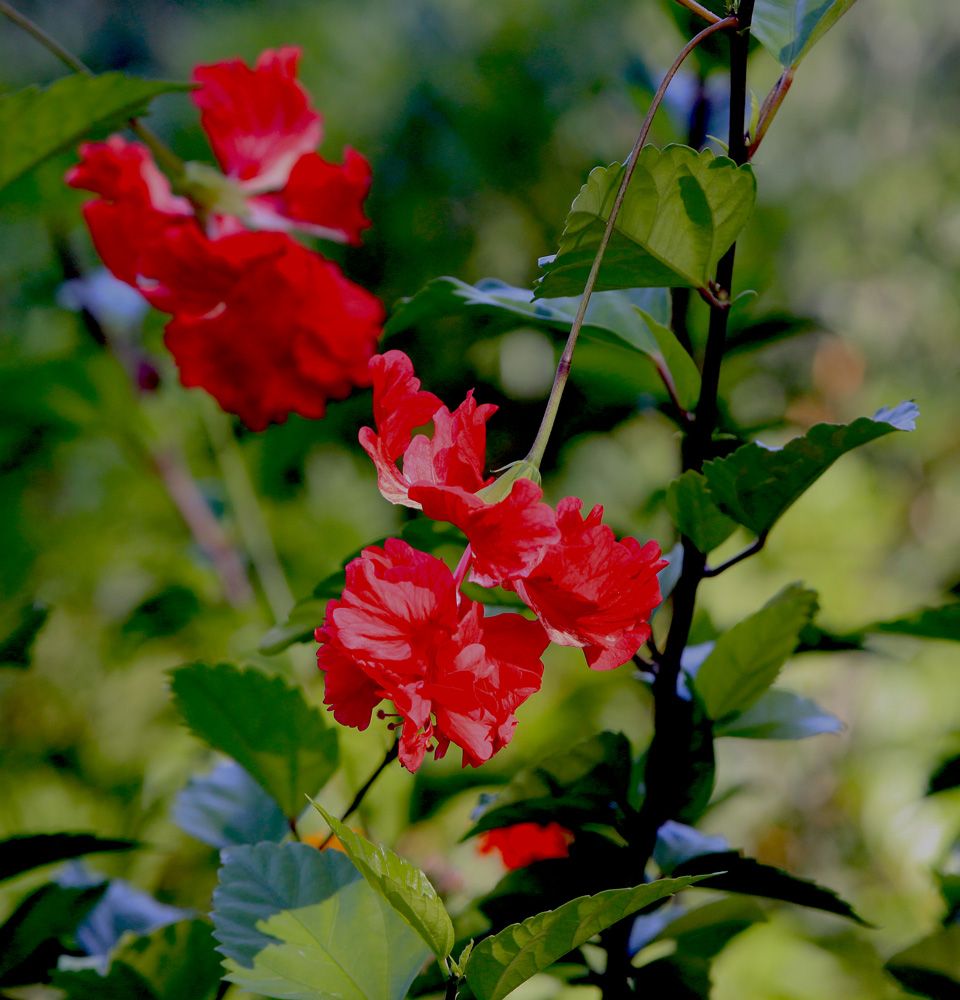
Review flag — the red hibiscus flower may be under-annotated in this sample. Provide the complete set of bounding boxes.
[477,822,574,870]
[315,538,549,771]
[67,46,380,428]
[137,226,382,430]
[513,498,667,670]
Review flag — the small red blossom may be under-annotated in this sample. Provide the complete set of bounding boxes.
[359,351,496,507]
[477,822,574,870]
[67,46,381,428]
[316,539,548,771]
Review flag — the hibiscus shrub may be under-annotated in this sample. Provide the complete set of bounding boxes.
[1,2,958,999]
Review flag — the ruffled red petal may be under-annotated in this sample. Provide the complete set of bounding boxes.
[192,47,322,190]
[477,822,574,870]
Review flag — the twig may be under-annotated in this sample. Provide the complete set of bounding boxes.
[318,742,399,849]
[202,404,295,622]
[672,0,723,25]
[524,14,738,467]
[703,531,768,576]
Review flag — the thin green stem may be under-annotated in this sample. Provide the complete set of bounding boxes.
[318,742,399,849]
[524,14,738,468]
[202,404,295,622]
[0,1,185,178]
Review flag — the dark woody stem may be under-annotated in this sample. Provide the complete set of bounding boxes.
[317,742,400,850]
[524,14,738,469]
[0,1,185,178]
[634,0,757,869]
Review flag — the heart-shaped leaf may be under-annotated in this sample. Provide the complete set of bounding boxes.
[464,875,709,1000]
[537,144,756,297]
[693,585,819,721]
[312,803,454,960]
[170,663,339,818]
[213,842,430,1000]
[0,73,189,190]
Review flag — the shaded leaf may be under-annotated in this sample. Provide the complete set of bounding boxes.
[53,963,157,1000]
[671,852,867,924]
[312,803,454,960]
[173,760,289,848]
[213,842,430,1000]
[927,754,960,797]
[114,919,222,1000]
[0,883,106,985]
[715,688,843,740]
[464,875,708,1000]
[0,833,137,883]
[0,73,189,190]
[0,600,49,668]
[703,403,918,536]
[537,145,756,296]
[169,663,339,818]
[886,924,960,999]
[466,732,632,838]
[693,585,819,721]
[752,0,860,67]
[120,585,200,641]
[871,604,960,643]
[666,471,738,553]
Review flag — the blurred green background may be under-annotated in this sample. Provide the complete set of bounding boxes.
[1,1,959,997]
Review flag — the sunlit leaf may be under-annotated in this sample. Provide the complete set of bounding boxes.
[170,663,339,818]
[715,688,843,740]
[174,760,289,848]
[0,833,137,883]
[0,73,189,190]
[213,842,429,1000]
[537,145,756,296]
[752,0,860,67]
[703,403,918,536]
[693,585,819,721]
[464,875,709,1000]
[312,803,454,960]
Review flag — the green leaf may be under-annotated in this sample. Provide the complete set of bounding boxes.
[666,471,738,553]
[537,145,756,296]
[385,277,700,409]
[169,663,339,818]
[0,832,137,883]
[311,803,454,960]
[870,603,960,642]
[0,73,189,190]
[886,924,960,998]
[114,919,222,1000]
[464,875,709,1000]
[53,963,158,1000]
[752,0,860,67]
[0,600,49,668]
[0,883,106,985]
[715,688,843,740]
[173,760,289,848]
[693,585,819,721]
[703,403,918,536]
[213,842,430,1000]
[466,732,632,837]
[669,852,868,924]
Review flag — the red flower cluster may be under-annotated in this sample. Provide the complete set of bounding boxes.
[477,822,574,870]
[67,48,382,429]
[316,350,666,770]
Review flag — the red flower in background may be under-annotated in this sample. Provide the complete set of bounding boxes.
[67,46,380,428]
[514,498,666,670]
[316,539,548,771]
[477,822,574,870]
